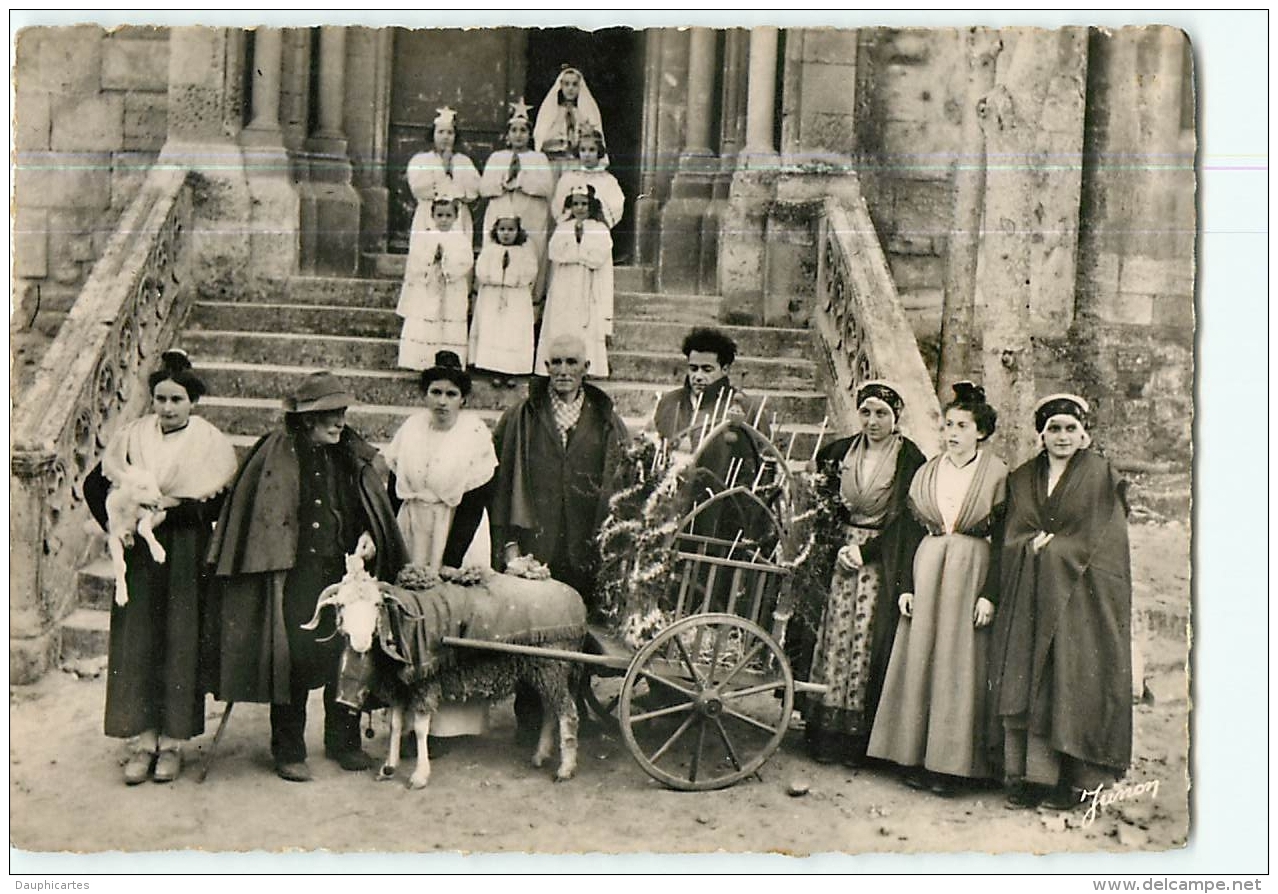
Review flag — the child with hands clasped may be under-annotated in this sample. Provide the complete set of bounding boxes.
[535,184,613,379]
[468,196,539,386]
[396,190,474,371]
[480,99,554,300]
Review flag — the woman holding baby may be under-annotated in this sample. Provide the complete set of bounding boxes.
[91,350,238,785]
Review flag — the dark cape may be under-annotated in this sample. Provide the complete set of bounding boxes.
[986,449,1133,774]
[793,434,927,702]
[204,427,406,703]
[490,377,630,595]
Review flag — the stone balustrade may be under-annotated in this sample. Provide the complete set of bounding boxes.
[9,166,196,683]
[814,192,943,457]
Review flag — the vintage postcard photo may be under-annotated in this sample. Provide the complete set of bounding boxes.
[9,10,1251,870]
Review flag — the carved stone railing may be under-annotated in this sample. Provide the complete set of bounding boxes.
[10,167,196,683]
[814,193,943,457]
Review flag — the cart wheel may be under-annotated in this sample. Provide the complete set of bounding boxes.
[618,613,794,791]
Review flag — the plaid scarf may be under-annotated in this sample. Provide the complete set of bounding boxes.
[550,388,585,446]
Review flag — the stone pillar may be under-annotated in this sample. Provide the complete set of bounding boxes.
[9,451,62,683]
[658,28,718,294]
[632,31,664,267]
[718,28,782,322]
[976,28,1088,466]
[343,27,394,261]
[242,27,300,277]
[161,26,252,285]
[298,26,361,276]
[740,27,780,169]
[702,30,748,294]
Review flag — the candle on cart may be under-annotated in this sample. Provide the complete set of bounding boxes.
[752,395,768,430]
[809,416,829,462]
[710,390,725,430]
[784,431,796,464]
[751,461,767,491]
[726,529,743,560]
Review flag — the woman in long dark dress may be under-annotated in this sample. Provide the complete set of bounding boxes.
[867,382,1007,796]
[987,394,1133,810]
[98,350,237,784]
[802,381,926,767]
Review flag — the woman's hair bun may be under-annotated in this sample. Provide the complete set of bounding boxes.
[951,380,986,404]
[161,348,192,373]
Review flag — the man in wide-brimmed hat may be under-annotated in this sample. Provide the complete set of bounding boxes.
[206,371,405,782]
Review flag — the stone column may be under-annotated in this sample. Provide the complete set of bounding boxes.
[701,29,748,294]
[161,26,252,286]
[718,27,782,321]
[740,26,780,169]
[632,30,664,267]
[242,27,300,277]
[299,26,361,276]
[658,27,718,293]
[343,27,394,261]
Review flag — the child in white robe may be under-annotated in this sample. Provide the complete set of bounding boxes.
[535,184,613,378]
[468,197,538,386]
[396,191,474,370]
[480,99,554,302]
[405,106,482,238]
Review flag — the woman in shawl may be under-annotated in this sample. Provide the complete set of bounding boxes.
[867,381,1008,796]
[384,351,499,740]
[988,394,1133,810]
[404,106,482,238]
[802,382,927,768]
[96,350,237,785]
[533,66,604,180]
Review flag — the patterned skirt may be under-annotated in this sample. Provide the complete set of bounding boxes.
[805,525,882,738]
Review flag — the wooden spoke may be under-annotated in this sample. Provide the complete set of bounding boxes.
[712,640,766,690]
[688,717,708,784]
[637,668,697,700]
[718,679,789,702]
[719,703,785,737]
[648,711,699,765]
[670,635,705,689]
[710,716,744,772]
[629,701,694,724]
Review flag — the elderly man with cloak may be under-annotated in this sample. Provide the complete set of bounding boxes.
[205,372,406,782]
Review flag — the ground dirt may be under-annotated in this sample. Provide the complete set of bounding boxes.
[9,523,1190,858]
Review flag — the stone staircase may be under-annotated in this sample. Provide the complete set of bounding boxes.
[59,264,832,660]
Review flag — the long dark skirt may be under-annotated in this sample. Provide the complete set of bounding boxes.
[104,523,209,740]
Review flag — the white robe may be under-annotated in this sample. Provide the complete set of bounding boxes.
[396,227,474,370]
[468,241,539,375]
[536,219,613,377]
[479,148,554,296]
[405,151,482,236]
[551,167,625,230]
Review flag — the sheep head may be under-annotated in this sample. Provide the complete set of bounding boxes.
[299,547,384,654]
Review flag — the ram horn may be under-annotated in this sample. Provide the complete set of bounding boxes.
[299,584,343,631]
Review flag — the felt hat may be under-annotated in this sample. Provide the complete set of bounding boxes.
[283,371,356,414]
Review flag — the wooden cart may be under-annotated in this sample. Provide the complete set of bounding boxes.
[438,419,828,791]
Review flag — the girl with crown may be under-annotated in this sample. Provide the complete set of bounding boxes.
[481,98,555,302]
[404,107,482,238]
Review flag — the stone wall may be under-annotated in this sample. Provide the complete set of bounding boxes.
[12,26,170,387]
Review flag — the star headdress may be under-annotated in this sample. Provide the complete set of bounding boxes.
[508,96,533,123]
[433,106,458,128]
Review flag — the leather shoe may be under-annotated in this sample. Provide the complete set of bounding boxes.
[902,768,930,791]
[1004,781,1044,809]
[326,748,373,772]
[275,760,313,782]
[929,773,958,798]
[123,750,156,786]
[153,749,182,783]
[1041,783,1087,811]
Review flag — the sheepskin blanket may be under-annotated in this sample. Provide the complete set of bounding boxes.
[377,573,586,685]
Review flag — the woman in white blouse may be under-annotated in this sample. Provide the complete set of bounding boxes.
[867,381,1008,797]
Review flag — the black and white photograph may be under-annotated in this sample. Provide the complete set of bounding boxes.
[5,8,1265,876]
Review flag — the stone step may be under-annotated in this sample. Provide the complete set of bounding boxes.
[184,333,816,391]
[613,319,815,359]
[360,256,655,292]
[186,291,724,337]
[76,556,116,612]
[197,364,829,423]
[59,608,111,661]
